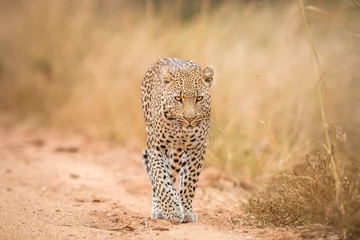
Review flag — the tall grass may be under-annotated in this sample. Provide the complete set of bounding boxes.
[247,2,360,238]
[0,0,359,180]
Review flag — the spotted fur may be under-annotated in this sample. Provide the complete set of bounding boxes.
[141,58,214,223]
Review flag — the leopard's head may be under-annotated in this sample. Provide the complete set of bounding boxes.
[161,60,214,131]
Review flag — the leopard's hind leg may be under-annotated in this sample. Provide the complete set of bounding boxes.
[143,149,163,219]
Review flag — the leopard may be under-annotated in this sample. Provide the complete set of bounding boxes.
[140,57,214,223]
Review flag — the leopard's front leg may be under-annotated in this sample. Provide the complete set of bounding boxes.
[148,148,184,223]
[179,144,206,222]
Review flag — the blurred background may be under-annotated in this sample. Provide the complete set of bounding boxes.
[0,0,359,180]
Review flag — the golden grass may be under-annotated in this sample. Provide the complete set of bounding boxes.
[248,151,360,239]
[0,0,359,179]
[246,2,360,238]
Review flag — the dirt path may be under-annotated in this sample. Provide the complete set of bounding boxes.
[0,121,303,240]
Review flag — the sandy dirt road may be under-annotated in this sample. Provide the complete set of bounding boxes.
[0,121,303,240]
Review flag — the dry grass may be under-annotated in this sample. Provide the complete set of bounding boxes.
[1,0,359,178]
[248,151,360,239]
[246,2,360,239]
[0,0,360,236]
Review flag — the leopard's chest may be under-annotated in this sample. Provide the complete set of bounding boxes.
[161,127,203,150]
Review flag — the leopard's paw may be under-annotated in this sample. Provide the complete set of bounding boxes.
[183,210,198,223]
[151,208,164,219]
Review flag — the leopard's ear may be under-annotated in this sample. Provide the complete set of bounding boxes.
[160,67,174,85]
[203,66,214,87]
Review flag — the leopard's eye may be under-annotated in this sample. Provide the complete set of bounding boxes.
[196,96,204,102]
[174,96,182,102]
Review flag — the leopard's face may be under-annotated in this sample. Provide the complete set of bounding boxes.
[161,61,214,131]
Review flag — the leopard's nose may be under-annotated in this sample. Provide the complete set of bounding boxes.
[184,117,195,123]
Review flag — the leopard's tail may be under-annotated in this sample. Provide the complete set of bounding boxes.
[142,148,152,182]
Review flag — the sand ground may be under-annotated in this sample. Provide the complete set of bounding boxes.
[0,119,303,240]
